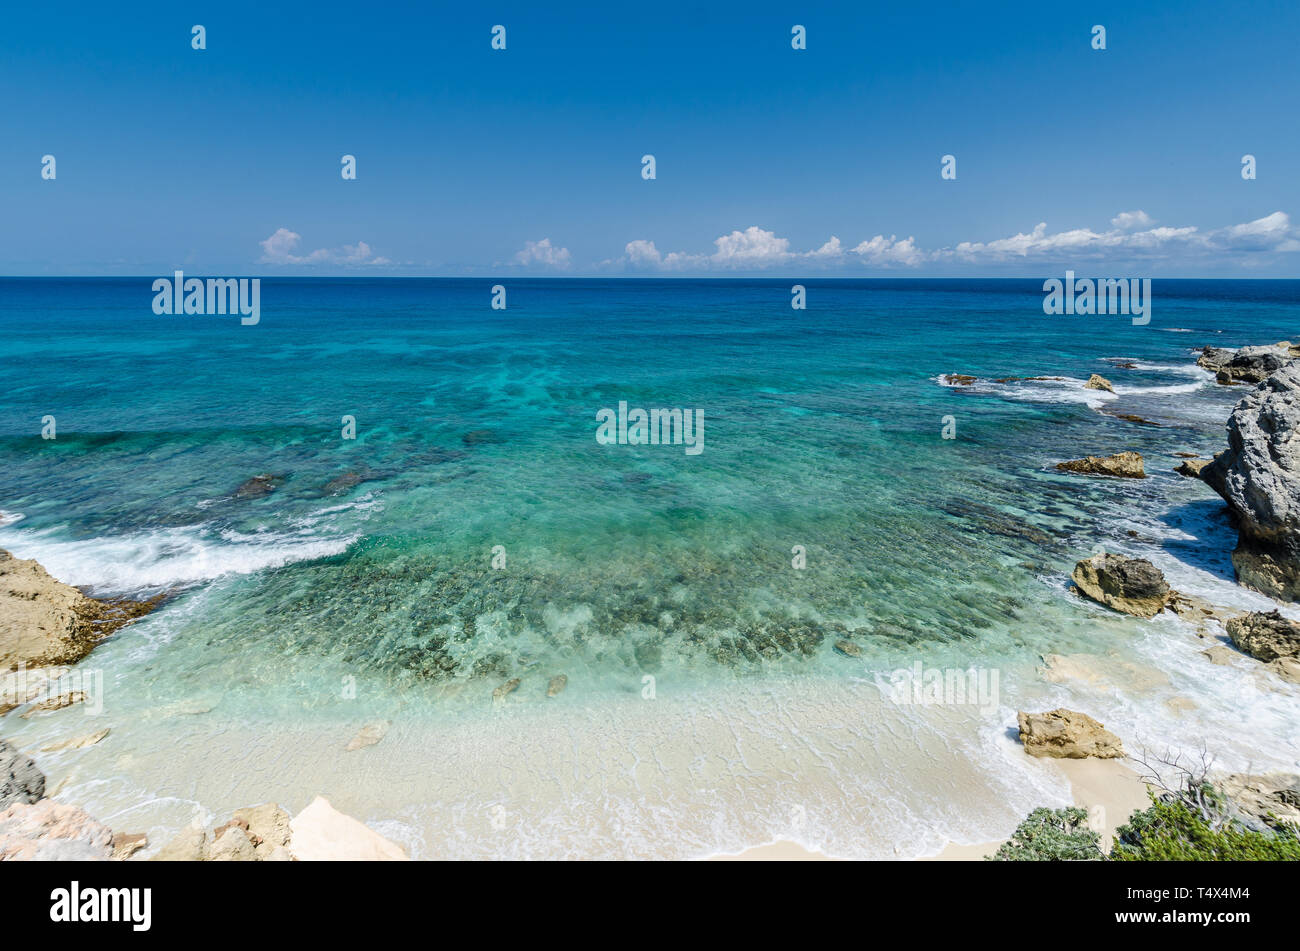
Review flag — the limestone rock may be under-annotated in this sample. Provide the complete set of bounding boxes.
[0,550,159,671]
[112,831,148,860]
[1175,458,1211,478]
[1056,451,1145,479]
[833,639,861,657]
[233,802,292,858]
[0,799,114,860]
[1071,553,1170,618]
[151,825,208,861]
[1201,362,1300,601]
[492,678,520,702]
[345,720,390,752]
[288,796,408,861]
[1084,373,1115,393]
[40,727,110,752]
[1226,610,1300,662]
[0,739,45,808]
[209,826,258,861]
[1017,708,1124,759]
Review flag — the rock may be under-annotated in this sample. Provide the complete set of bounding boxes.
[1201,362,1300,601]
[1202,645,1239,666]
[288,796,408,861]
[111,831,148,860]
[40,727,110,752]
[1175,458,1211,477]
[833,639,861,657]
[1102,411,1160,427]
[20,691,86,717]
[633,642,662,672]
[1017,708,1124,759]
[232,803,292,858]
[492,678,520,702]
[0,550,158,671]
[0,799,115,860]
[0,739,45,808]
[546,674,567,698]
[235,473,282,499]
[1197,346,1235,373]
[1056,451,1145,478]
[151,825,208,861]
[1084,373,1115,393]
[1226,610,1300,662]
[209,826,258,861]
[1213,346,1289,385]
[1269,656,1300,685]
[1219,773,1300,832]
[1071,553,1170,618]
[941,374,978,386]
[345,720,390,751]
[264,845,296,861]
[322,471,370,495]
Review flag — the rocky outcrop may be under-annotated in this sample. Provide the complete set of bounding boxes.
[0,550,158,671]
[235,474,283,499]
[546,674,567,698]
[1071,553,1170,618]
[1056,451,1146,479]
[1219,773,1300,832]
[1199,344,1291,385]
[1175,458,1211,477]
[0,739,44,808]
[1017,709,1124,759]
[833,639,861,657]
[1201,362,1300,601]
[1084,374,1115,393]
[941,374,978,386]
[288,796,408,861]
[1227,610,1300,662]
[0,799,114,860]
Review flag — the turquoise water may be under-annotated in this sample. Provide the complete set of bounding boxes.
[2,279,1298,857]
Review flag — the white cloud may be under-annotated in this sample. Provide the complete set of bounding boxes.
[711,226,793,266]
[851,234,923,266]
[609,211,1299,273]
[513,238,572,269]
[259,228,390,266]
[1111,210,1153,230]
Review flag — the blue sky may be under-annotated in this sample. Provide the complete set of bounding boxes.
[2,0,1298,276]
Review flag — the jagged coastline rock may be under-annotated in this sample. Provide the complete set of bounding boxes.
[1201,362,1300,601]
[0,799,114,860]
[1017,708,1124,759]
[1084,373,1115,393]
[1071,553,1170,618]
[941,373,978,386]
[0,739,45,808]
[1227,610,1300,663]
[1,549,158,671]
[1056,451,1146,479]
[1198,344,1291,385]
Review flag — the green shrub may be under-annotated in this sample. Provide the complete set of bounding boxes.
[1111,792,1300,861]
[988,806,1102,861]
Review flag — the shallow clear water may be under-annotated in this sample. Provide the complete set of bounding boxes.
[1,278,1298,857]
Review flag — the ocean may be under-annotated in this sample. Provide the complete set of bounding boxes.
[1,277,1298,858]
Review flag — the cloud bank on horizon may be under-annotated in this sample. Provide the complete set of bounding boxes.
[258,211,1298,275]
